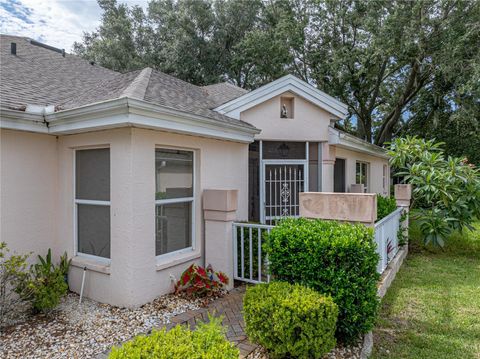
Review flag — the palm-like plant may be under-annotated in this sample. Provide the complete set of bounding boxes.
[388,136,480,247]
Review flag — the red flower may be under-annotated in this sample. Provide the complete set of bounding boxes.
[176,264,227,297]
[181,272,191,285]
[196,267,207,277]
[217,272,229,285]
[186,264,195,274]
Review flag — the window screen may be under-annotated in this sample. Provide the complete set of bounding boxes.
[75,148,111,259]
[262,141,306,160]
[155,149,194,256]
[76,148,110,201]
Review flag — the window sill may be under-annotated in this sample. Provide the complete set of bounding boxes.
[156,250,201,271]
[71,256,111,275]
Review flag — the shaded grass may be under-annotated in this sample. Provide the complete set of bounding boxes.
[372,221,480,359]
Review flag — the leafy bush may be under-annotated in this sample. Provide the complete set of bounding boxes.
[377,195,397,221]
[265,218,379,343]
[388,136,480,246]
[109,315,238,359]
[175,264,228,297]
[0,242,31,327]
[244,282,338,359]
[18,249,68,313]
[59,252,71,278]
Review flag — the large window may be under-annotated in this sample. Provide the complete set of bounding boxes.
[356,161,369,192]
[75,148,111,259]
[155,148,194,256]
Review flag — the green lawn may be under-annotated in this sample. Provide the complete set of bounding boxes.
[372,221,480,359]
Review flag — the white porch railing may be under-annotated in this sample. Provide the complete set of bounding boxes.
[232,208,403,284]
[232,222,274,284]
[374,207,403,274]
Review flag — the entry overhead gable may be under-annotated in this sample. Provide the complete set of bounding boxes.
[214,75,348,120]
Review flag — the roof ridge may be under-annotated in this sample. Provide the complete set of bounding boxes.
[121,67,153,100]
[203,81,247,91]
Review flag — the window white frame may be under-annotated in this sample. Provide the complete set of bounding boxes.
[73,147,111,264]
[356,160,370,193]
[155,147,196,260]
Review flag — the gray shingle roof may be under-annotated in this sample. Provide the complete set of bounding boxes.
[1,35,119,111]
[0,34,253,130]
[202,82,249,107]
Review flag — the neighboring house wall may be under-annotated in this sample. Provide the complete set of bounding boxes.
[0,129,58,261]
[240,92,335,141]
[56,127,248,307]
[334,146,389,196]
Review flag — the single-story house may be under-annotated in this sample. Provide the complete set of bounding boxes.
[0,35,389,306]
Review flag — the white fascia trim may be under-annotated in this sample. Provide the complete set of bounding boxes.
[215,74,348,119]
[0,109,48,133]
[328,127,389,159]
[45,97,260,143]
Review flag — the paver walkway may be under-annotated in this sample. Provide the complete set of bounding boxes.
[165,285,257,358]
[96,286,256,359]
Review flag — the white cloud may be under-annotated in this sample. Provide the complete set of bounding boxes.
[0,0,148,52]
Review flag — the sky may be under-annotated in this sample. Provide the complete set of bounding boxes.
[0,0,147,52]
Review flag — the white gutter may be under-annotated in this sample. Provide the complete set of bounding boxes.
[1,97,260,143]
[328,127,389,159]
[0,108,48,133]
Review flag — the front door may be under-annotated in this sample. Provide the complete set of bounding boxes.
[262,162,307,224]
[334,158,346,192]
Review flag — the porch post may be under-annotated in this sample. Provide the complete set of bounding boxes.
[321,142,335,192]
[203,189,238,290]
[394,184,412,241]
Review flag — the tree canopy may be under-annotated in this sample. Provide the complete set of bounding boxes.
[74,0,480,161]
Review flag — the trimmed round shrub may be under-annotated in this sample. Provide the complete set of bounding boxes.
[109,315,238,359]
[243,282,338,358]
[265,218,380,343]
[377,195,397,221]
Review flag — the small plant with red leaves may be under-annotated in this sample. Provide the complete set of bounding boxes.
[175,263,229,297]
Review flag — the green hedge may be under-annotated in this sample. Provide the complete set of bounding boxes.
[109,316,238,359]
[244,282,338,358]
[265,218,380,343]
[377,195,397,221]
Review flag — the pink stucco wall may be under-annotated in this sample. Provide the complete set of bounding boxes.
[1,126,249,307]
[240,92,335,141]
[334,146,390,195]
[0,129,58,261]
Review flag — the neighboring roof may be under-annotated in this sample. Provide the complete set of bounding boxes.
[0,34,255,132]
[328,127,389,159]
[214,74,349,119]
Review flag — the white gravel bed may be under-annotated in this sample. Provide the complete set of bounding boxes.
[246,338,362,359]
[1,291,212,359]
